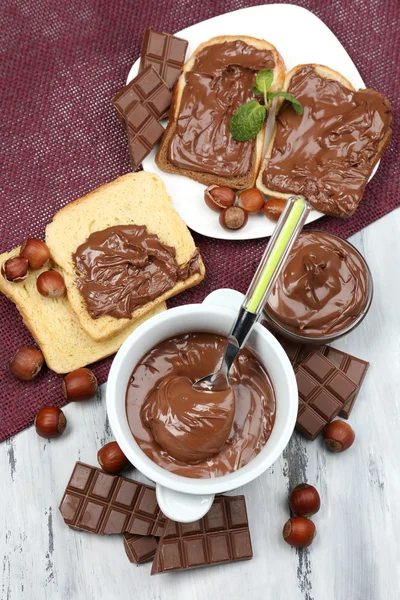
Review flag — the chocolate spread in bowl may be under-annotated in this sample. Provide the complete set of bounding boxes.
[168,40,276,178]
[266,232,370,338]
[126,332,276,478]
[73,224,200,319]
[262,65,392,217]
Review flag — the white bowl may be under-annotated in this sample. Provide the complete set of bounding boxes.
[106,289,298,522]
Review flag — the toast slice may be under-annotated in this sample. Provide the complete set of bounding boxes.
[257,64,392,218]
[0,248,166,374]
[156,35,285,190]
[46,172,205,342]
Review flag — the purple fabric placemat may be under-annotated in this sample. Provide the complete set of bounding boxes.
[0,0,399,442]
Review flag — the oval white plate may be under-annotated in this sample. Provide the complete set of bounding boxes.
[127,3,378,240]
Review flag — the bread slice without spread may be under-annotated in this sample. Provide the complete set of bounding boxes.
[256,64,392,215]
[156,35,285,190]
[45,172,205,342]
[0,248,166,374]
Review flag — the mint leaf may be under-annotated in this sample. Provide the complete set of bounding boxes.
[230,100,267,142]
[251,85,263,97]
[267,91,303,115]
[256,69,274,95]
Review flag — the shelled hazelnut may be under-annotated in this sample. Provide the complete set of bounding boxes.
[204,185,236,211]
[35,406,66,438]
[289,484,320,517]
[324,420,355,452]
[1,257,29,282]
[282,517,316,548]
[98,441,129,473]
[238,188,264,213]
[37,270,66,298]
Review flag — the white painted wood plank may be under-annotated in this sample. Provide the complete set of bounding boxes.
[1,208,400,600]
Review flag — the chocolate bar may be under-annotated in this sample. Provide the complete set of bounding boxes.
[139,28,188,90]
[59,462,166,536]
[124,104,164,171]
[112,66,171,122]
[151,496,252,574]
[295,351,358,440]
[274,334,369,419]
[123,533,158,564]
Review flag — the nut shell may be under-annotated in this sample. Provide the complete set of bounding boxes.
[35,406,66,438]
[263,198,286,221]
[289,483,321,517]
[97,441,129,473]
[37,270,66,298]
[204,185,236,211]
[2,257,29,282]
[219,206,248,230]
[324,420,355,452]
[9,346,44,381]
[62,367,98,401]
[283,517,316,548]
[20,238,51,270]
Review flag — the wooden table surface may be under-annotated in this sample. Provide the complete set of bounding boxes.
[1,209,400,600]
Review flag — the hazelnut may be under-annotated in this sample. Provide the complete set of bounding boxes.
[238,188,264,213]
[1,257,29,282]
[219,206,248,230]
[62,367,98,401]
[9,346,44,381]
[289,483,321,517]
[98,441,129,473]
[37,270,66,298]
[20,238,51,270]
[263,198,286,221]
[324,420,355,452]
[204,185,236,212]
[282,517,316,548]
[35,406,66,438]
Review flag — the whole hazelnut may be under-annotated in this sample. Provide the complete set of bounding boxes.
[62,367,98,401]
[282,517,316,548]
[324,420,355,452]
[238,188,264,213]
[20,238,51,270]
[37,270,66,298]
[263,198,286,221]
[98,441,129,473]
[289,484,321,517]
[204,185,236,211]
[35,406,67,438]
[219,206,248,230]
[9,346,44,381]
[2,257,29,282]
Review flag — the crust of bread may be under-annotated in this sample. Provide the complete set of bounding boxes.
[256,64,392,205]
[156,35,285,190]
[45,172,205,342]
[0,247,166,374]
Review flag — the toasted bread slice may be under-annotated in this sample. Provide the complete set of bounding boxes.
[0,248,166,374]
[156,35,285,190]
[257,64,392,217]
[45,172,205,342]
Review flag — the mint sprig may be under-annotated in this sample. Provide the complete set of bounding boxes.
[230,69,303,142]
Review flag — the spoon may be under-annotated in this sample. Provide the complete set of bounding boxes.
[193,195,311,392]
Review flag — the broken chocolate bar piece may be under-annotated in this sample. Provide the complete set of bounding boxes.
[295,351,358,440]
[139,28,188,90]
[123,533,158,564]
[124,103,164,170]
[59,462,166,536]
[112,65,172,122]
[151,495,252,574]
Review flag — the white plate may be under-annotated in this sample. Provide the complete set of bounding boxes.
[127,3,377,240]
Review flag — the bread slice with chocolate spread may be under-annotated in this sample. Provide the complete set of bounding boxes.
[156,35,285,190]
[256,64,392,218]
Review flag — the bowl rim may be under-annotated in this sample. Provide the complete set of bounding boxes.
[264,229,374,344]
[106,303,298,495]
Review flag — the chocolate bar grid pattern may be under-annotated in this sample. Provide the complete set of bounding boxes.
[125,105,164,170]
[123,533,158,564]
[276,335,369,419]
[59,463,165,536]
[151,496,252,574]
[295,352,358,440]
[139,29,188,89]
[112,66,171,122]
